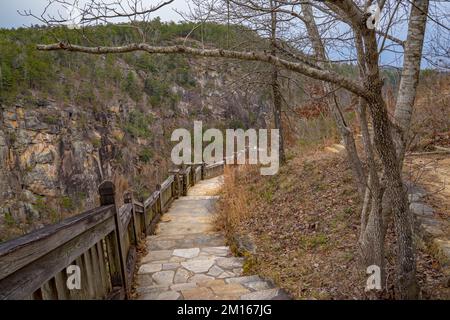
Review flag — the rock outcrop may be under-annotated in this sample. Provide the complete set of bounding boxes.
[0,57,270,241]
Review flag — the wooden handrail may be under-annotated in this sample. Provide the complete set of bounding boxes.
[0,205,115,281]
[119,203,133,229]
[205,161,224,169]
[0,206,116,299]
[143,190,159,208]
[160,175,175,192]
[133,201,144,214]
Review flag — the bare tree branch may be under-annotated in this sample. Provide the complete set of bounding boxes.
[37,41,369,98]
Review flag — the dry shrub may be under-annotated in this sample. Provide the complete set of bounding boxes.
[215,165,257,234]
[134,164,159,201]
[112,174,130,206]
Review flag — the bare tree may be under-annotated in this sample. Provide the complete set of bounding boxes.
[184,0,289,161]
[27,0,444,299]
[270,0,286,163]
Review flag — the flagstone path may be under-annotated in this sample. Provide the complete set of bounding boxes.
[134,176,289,300]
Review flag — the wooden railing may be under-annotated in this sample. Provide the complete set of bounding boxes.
[0,161,225,300]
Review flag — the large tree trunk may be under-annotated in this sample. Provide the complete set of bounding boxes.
[362,28,418,297]
[271,67,285,163]
[356,99,386,289]
[376,0,428,298]
[360,181,385,284]
[354,31,388,292]
[270,0,285,163]
[394,0,430,162]
[340,0,422,296]
[356,1,428,299]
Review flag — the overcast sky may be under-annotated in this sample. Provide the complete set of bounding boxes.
[0,0,188,28]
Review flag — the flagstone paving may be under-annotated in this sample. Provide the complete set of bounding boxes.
[135,176,290,300]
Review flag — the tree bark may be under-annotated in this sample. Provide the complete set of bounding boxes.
[354,30,387,291]
[362,30,418,297]
[381,0,430,256]
[270,0,285,164]
[394,0,430,162]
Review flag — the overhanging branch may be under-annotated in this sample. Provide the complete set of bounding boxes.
[37,42,369,98]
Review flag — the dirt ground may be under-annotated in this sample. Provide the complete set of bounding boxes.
[217,147,450,299]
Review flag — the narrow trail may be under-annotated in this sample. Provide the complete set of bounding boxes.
[134,176,289,300]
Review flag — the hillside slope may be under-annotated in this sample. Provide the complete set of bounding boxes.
[217,144,450,299]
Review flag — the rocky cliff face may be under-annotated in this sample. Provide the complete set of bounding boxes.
[0,56,270,241]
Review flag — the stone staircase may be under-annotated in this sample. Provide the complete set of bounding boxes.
[134,176,289,300]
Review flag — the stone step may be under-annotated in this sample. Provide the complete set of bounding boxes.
[136,275,280,300]
[179,195,220,200]
[136,252,248,292]
[141,246,232,264]
[146,233,226,250]
[138,252,242,272]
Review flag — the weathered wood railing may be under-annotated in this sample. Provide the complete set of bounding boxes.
[0,161,225,300]
[204,161,225,180]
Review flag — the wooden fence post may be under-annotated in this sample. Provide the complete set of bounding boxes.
[142,203,148,236]
[98,181,130,299]
[175,170,180,198]
[191,164,196,185]
[156,184,162,214]
[181,165,188,196]
[169,169,180,199]
[201,162,206,180]
[124,192,139,243]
